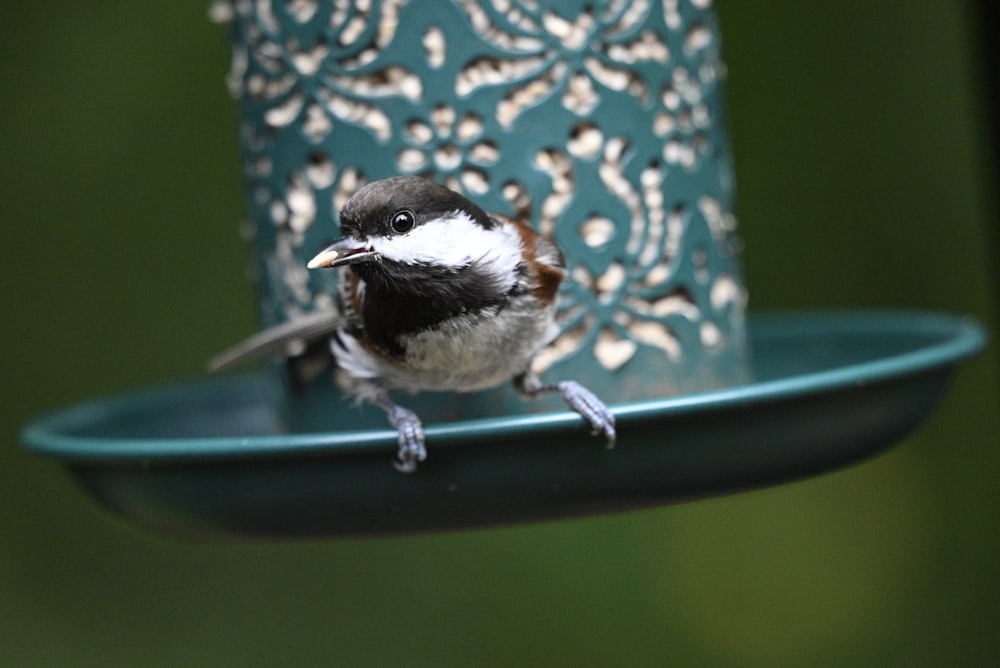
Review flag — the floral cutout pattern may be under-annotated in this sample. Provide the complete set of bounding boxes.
[453,0,670,126]
[396,105,499,196]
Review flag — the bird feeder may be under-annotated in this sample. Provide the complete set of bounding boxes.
[21,0,985,539]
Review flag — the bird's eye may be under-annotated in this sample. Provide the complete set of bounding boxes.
[391,209,415,234]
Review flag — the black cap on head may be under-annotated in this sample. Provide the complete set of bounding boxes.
[339,176,494,237]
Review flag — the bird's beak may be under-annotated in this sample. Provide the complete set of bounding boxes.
[306,238,379,269]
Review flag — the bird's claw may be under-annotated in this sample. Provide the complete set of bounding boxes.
[387,404,427,474]
[557,380,617,448]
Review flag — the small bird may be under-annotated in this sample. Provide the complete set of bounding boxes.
[211,176,616,472]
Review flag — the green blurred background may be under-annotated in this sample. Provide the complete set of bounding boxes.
[3,1,998,665]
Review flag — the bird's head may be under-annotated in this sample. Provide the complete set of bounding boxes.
[307,176,520,286]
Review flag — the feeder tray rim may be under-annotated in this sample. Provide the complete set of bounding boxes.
[20,309,986,464]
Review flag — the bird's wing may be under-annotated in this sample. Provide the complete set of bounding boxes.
[208,308,343,372]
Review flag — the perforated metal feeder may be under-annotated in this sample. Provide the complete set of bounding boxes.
[21,1,985,539]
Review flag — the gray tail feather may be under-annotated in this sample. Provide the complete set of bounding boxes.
[208,308,343,372]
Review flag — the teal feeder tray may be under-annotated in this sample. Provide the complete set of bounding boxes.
[21,1,986,539]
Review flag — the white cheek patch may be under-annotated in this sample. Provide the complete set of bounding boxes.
[370,211,523,281]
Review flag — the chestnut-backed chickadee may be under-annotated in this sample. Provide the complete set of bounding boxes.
[211,176,616,472]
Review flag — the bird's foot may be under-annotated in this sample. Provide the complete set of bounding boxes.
[556,380,617,448]
[380,400,427,473]
[515,373,617,448]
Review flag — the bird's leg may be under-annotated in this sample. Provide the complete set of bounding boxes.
[372,391,427,473]
[514,371,617,448]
